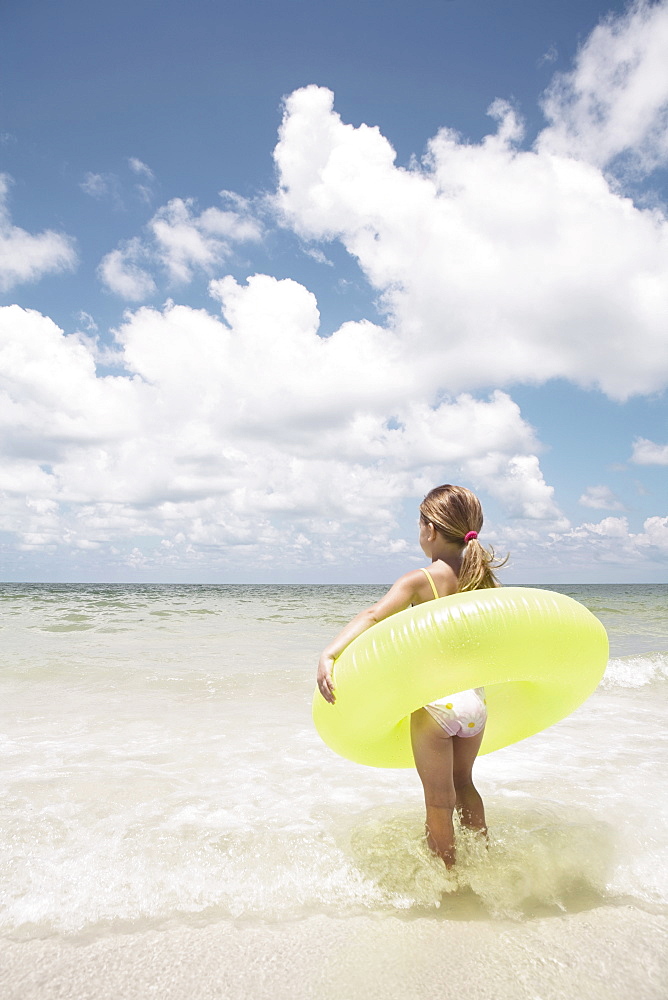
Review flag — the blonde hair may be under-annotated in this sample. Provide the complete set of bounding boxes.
[419,484,507,592]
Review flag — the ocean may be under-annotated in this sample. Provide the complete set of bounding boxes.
[0,582,666,999]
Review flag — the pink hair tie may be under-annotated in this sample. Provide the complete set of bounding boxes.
[464,531,478,542]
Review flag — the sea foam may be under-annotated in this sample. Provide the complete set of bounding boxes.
[601,651,668,690]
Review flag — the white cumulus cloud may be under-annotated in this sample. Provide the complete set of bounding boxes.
[539,0,668,174]
[637,515,668,550]
[98,239,157,301]
[0,287,561,568]
[149,196,262,284]
[0,175,77,292]
[631,436,668,464]
[556,514,668,568]
[99,193,263,299]
[273,76,668,400]
[579,485,626,510]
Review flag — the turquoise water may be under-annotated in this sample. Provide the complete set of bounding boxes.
[0,582,666,942]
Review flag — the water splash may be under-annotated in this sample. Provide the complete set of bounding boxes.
[346,803,615,920]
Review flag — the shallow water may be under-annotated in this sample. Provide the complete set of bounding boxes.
[1,582,666,947]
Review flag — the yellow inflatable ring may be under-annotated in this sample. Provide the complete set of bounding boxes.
[312,587,609,768]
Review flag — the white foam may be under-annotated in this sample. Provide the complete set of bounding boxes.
[601,652,668,690]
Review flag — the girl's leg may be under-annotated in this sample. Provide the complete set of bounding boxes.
[410,708,456,867]
[452,729,486,834]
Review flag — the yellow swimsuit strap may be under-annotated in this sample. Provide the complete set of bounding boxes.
[420,567,440,600]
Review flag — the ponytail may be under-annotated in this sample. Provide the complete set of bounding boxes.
[457,537,507,592]
[419,483,508,591]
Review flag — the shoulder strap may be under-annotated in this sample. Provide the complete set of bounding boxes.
[420,567,440,600]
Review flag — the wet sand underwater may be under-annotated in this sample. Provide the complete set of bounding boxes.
[1,583,667,999]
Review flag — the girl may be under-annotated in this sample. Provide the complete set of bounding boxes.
[316,484,505,868]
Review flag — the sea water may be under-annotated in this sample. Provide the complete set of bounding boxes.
[0,583,667,998]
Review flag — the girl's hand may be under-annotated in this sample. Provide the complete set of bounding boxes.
[314,572,430,705]
[317,654,336,704]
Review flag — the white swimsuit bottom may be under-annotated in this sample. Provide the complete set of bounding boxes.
[425,687,487,738]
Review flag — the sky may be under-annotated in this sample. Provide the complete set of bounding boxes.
[0,0,667,584]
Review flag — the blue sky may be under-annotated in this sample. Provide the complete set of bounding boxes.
[0,0,667,583]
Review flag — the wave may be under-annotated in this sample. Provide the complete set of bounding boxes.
[0,801,639,938]
[600,651,668,691]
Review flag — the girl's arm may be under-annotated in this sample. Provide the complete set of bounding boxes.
[317,570,434,703]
